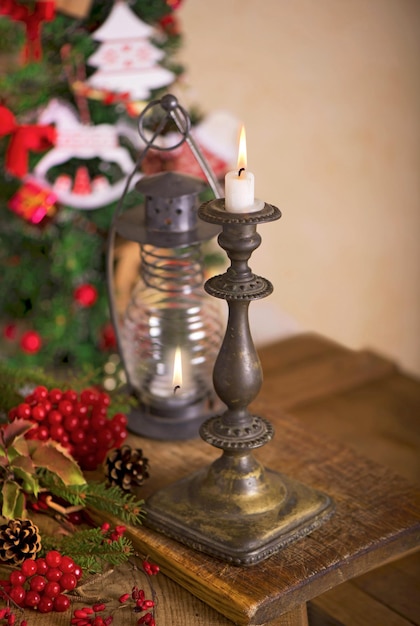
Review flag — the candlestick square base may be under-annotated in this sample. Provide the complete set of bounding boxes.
[144,467,333,566]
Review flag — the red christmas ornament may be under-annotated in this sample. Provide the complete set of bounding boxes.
[160,0,183,36]
[100,322,117,350]
[159,14,180,36]
[20,330,42,354]
[8,178,57,224]
[74,284,98,307]
[3,323,17,340]
[166,0,183,9]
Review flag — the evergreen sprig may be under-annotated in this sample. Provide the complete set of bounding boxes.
[0,362,134,418]
[39,471,145,527]
[41,527,134,574]
[0,363,60,416]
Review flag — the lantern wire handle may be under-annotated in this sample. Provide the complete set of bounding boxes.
[135,94,223,198]
[106,94,223,390]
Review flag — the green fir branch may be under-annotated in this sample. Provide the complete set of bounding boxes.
[39,471,145,526]
[84,482,145,526]
[41,527,134,574]
[0,364,64,416]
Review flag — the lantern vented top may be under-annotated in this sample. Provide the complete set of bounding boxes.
[136,171,205,198]
[115,171,220,246]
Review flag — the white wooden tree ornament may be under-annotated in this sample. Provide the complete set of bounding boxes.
[86,2,175,102]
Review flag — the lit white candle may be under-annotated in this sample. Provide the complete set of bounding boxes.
[172,346,183,392]
[149,347,194,400]
[224,126,263,213]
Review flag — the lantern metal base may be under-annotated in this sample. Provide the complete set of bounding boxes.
[127,396,223,440]
[144,455,334,565]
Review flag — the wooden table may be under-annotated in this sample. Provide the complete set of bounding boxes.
[18,333,420,625]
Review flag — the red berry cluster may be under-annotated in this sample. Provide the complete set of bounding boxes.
[0,551,82,615]
[70,560,160,626]
[8,385,128,470]
[71,603,112,626]
[142,560,160,577]
[129,585,155,625]
[100,523,126,543]
[0,604,24,625]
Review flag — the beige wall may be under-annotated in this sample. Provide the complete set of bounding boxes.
[177,0,420,376]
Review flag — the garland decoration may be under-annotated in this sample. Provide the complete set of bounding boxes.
[0,364,155,623]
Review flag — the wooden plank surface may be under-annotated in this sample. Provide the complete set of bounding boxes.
[12,333,420,626]
[264,334,420,626]
[309,581,415,626]
[90,406,420,625]
[350,552,420,624]
[259,341,396,411]
[291,369,420,483]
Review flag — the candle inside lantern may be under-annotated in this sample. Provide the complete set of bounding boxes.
[224,126,263,213]
[173,346,182,393]
[147,346,197,402]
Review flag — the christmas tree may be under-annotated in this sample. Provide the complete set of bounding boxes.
[0,0,235,380]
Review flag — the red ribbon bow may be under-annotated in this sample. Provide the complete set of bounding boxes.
[0,0,55,63]
[0,105,56,178]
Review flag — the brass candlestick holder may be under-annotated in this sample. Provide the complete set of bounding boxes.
[144,198,334,565]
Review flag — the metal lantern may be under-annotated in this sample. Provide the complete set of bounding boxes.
[107,96,224,439]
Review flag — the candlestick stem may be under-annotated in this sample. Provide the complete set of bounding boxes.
[144,199,333,565]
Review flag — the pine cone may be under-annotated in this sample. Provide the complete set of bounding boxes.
[0,518,42,565]
[104,445,149,492]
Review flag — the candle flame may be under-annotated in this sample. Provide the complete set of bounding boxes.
[237,125,247,171]
[172,346,182,389]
